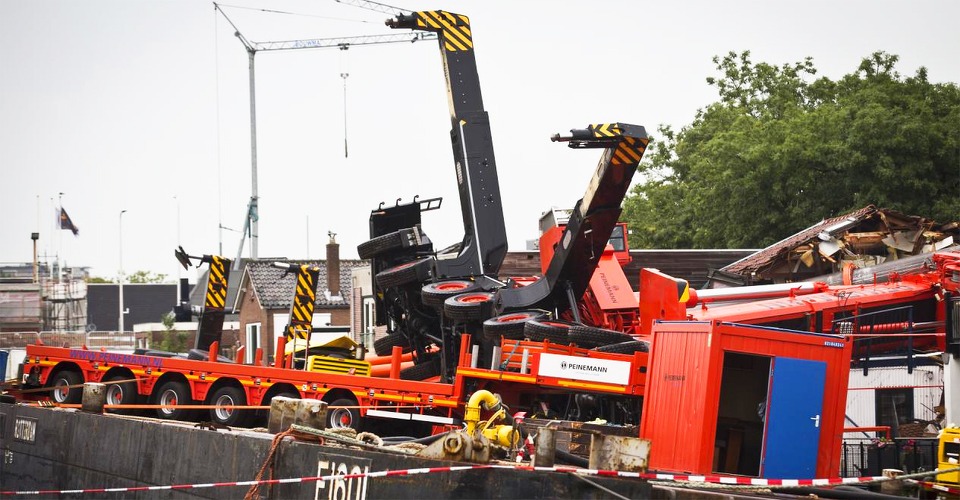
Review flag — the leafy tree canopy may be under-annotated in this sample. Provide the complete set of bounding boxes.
[127,270,168,283]
[623,51,960,249]
[89,270,168,283]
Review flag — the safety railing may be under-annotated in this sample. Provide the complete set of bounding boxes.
[840,437,939,477]
[0,331,149,349]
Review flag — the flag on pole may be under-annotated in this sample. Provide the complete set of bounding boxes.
[59,207,79,236]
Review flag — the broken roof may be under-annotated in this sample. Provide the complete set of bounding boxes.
[716,205,959,285]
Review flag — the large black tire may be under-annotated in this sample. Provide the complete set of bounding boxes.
[357,231,404,260]
[376,257,435,288]
[443,292,495,322]
[208,385,252,427]
[104,373,141,415]
[422,280,478,308]
[327,397,363,431]
[483,310,547,341]
[399,356,441,381]
[373,333,412,356]
[594,340,650,354]
[153,380,195,420]
[358,227,425,260]
[524,319,575,343]
[568,325,634,348]
[48,369,83,405]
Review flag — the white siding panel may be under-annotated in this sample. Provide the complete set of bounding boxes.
[845,366,943,431]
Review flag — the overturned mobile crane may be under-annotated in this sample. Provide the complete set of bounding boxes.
[361,10,652,421]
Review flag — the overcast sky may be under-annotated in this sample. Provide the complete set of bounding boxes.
[1,0,958,283]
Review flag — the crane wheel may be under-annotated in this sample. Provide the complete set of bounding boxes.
[376,257,435,288]
[443,292,495,322]
[593,340,650,354]
[399,356,441,381]
[524,320,575,344]
[568,325,633,348]
[483,310,547,341]
[373,333,413,356]
[422,280,478,308]
[357,230,404,260]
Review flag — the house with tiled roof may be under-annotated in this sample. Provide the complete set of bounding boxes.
[232,239,366,365]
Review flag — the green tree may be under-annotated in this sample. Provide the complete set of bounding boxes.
[127,270,168,283]
[623,51,960,249]
[154,311,188,352]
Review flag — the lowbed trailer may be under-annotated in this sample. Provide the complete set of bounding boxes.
[15,333,647,431]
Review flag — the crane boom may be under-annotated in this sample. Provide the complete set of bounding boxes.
[334,0,410,17]
[249,32,436,52]
[387,11,508,278]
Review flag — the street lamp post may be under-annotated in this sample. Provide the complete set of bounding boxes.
[119,210,127,333]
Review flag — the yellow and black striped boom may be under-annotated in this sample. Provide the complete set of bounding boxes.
[496,123,650,313]
[278,263,322,343]
[386,11,507,279]
[173,246,232,352]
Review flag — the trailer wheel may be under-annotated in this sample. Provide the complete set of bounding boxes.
[443,292,495,322]
[593,340,650,354]
[209,386,250,427]
[154,380,194,420]
[483,311,547,341]
[568,325,633,348]
[48,369,83,405]
[373,332,412,356]
[376,257,434,288]
[327,398,362,431]
[421,280,478,308]
[104,374,141,415]
[399,356,441,381]
[524,319,574,343]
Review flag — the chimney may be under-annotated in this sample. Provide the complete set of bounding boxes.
[326,232,341,297]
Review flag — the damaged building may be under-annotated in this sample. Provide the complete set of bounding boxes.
[706,205,959,287]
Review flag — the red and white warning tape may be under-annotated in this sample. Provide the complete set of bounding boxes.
[916,480,960,496]
[0,464,942,497]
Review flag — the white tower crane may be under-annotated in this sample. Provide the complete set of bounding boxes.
[213,2,436,269]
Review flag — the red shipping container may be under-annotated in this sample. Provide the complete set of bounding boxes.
[639,320,851,479]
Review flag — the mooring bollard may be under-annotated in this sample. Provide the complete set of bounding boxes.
[533,427,557,467]
[267,396,299,433]
[880,468,905,495]
[81,382,106,413]
[268,397,329,433]
[295,399,328,430]
[589,434,651,472]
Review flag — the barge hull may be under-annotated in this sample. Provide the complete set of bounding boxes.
[0,402,650,499]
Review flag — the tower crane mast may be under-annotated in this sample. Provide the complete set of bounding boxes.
[213,2,436,269]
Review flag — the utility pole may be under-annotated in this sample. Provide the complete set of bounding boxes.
[118,210,127,333]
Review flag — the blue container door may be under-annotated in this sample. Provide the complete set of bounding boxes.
[761,357,826,479]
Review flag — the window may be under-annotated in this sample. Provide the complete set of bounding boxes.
[875,388,914,428]
[608,224,626,251]
[312,313,332,328]
[363,296,376,333]
[245,323,260,364]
